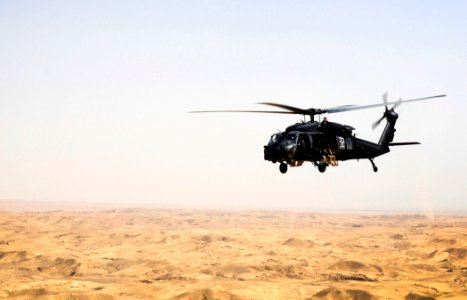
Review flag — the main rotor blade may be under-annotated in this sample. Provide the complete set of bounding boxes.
[391,98,403,111]
[189,110,296,114]
[257,102,309,114]
[190,94,446,117]
[325,94,446,114]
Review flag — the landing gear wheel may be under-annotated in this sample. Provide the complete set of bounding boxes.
[318,163,327,173]
[369,158,378,173]
[279,163,288,174]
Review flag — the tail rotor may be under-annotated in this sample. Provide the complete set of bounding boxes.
[372,93,402,130]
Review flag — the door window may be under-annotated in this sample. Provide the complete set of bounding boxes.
[346,138,353,150]
[337,136,345,150]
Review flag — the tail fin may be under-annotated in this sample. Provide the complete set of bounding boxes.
[378,110,399,149]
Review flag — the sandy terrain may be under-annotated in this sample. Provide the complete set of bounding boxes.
[0,207,465,300]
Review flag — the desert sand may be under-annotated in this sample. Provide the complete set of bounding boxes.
[0,206,465,299]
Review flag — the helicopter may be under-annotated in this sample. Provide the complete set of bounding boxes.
[190,93,445,173]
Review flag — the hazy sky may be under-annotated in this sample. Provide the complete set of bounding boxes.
[1,1,466,212]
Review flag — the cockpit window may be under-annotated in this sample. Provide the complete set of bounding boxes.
[286,132,298,142]
[268,133,283,145]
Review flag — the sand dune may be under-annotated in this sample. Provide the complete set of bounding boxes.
[282,237,314,247]
[309,287,375,300]
[0,208,465,299]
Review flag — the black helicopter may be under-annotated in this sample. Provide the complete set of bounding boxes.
[190,93,445,173]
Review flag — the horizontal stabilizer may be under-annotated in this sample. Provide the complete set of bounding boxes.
[388,142,421,146]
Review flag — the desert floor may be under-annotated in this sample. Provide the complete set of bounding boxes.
[0,207,465,300]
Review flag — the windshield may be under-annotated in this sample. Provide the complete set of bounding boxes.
[285,132,298,144]
[268,132,283,145]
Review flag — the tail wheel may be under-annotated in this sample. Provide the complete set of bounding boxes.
[369,158,378,173]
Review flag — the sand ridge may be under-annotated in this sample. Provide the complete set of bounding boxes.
[0,209,466,299]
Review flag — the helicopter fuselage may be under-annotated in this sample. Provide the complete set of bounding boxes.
[264,117,395,173]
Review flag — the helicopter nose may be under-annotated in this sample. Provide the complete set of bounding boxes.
[264,145,282,162]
